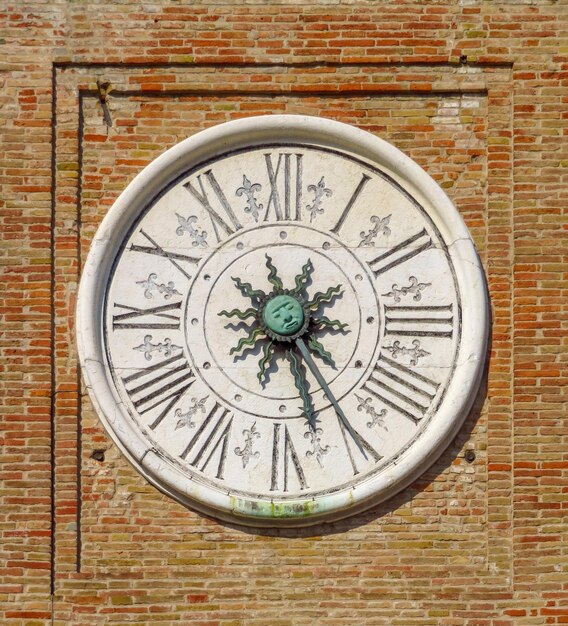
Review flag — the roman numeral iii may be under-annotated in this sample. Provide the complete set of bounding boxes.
[384,304,454,339]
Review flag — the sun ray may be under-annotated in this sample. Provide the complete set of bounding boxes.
[221,255,349,405]
[218,307,257,321]
[312,315,349,332]
[265,254,283,290]
[292,259,314,295]
[308,336,335,367]
[288,348,314,425]
[307,284,343,311]
[257,340,274,384]
[232,276,266,301]
[229,326,265,356]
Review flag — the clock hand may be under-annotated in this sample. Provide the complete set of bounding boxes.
[287,348,315,429]
[295,336,368,460]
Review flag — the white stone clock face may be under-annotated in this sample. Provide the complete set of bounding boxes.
[77,116,488,526]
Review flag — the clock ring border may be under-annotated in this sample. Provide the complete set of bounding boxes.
[77,115,488,527]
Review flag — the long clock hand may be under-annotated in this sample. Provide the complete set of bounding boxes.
[295,336,368,460]
[287,348,315,428]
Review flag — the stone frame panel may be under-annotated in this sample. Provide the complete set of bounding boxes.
[51,61,514,620]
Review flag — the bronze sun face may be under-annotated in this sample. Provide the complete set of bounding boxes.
[262,295,304,336]
[218,254,348,428]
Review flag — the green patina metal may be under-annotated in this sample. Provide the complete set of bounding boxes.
[262,294,305,336]
[218,253,349,431]
[230,495,319,519]
[287,347,314,424]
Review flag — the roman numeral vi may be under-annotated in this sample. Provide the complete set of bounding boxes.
[270,423,308,492]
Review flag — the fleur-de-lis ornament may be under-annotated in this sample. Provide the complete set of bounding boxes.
[306,176,333,222]
[236,175,263,222]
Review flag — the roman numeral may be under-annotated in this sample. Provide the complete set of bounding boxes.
[122,352,195,430]
[270,423,308,492]
[184,170,242,242]
[384,304,454,338]
[130,230,199,280]
[112,301,181,330]
[330,173,371,234]
[263,153,303,221]
[368,229,433,277]
[338,419,382,476]
[362,353,440,424]
[179,402,233,480]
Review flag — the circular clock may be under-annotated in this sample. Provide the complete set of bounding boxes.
[77,115,488,526]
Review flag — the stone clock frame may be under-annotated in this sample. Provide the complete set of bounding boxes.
[76,115,489,526]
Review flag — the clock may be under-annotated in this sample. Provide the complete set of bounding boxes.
[77,115,488,526]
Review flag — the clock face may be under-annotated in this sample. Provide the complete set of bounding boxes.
[77,116,488,526]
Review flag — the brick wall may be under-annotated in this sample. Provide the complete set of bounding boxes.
[1,2,566,624]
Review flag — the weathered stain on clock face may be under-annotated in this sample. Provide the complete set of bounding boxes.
[103,140,462,506]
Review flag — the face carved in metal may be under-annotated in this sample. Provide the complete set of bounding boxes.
[263,295,304,336]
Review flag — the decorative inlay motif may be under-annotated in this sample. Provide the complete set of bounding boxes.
[236,175,263,222]
[304,427,330,467]
[136,273,181,300]
[383,339,430,366]
[382,276,431,302]
[358,214,391,247]
[234,423,261,468]
[355,395,388,430]
[306,176,332,222]
[175,213,208,247]
[133,335,182,360]
[174,396,209,430]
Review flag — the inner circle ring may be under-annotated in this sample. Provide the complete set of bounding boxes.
[183,223,382,419]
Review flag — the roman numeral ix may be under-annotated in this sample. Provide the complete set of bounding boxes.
[362,353,440,424]
[112,301,182,330]
[122,352,195,431]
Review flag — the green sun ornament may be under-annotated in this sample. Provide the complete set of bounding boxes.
[218,254,348,429]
